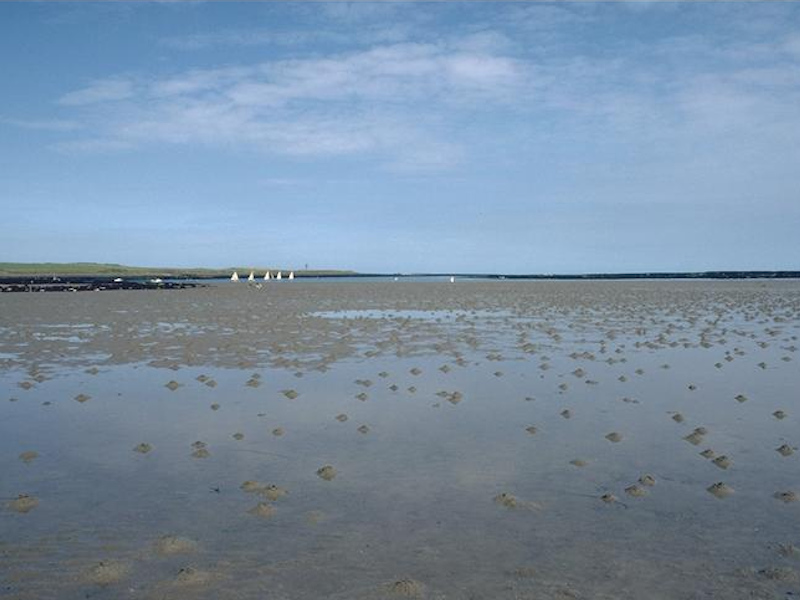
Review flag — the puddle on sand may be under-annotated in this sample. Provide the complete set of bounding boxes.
[1,281,800,599]
[311,309,514,321]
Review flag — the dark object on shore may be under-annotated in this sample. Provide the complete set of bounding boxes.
[0,277,204,293]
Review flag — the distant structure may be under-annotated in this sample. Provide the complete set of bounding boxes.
[289,271,294,280]
[248,271,255,282]
[276,271,282,280]
[264,271,271,281]
[230,271,239,282]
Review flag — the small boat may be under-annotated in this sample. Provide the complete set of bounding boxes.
[288,271,294,280]
[231,271,239,282]
[113,277,123,283]
[150,278,163,284]
[450,276,455,283]
[276,271,282,280]
[264,271,271,280]
[248,271,255,282]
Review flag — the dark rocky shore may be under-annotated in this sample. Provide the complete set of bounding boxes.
[0,277,204,293]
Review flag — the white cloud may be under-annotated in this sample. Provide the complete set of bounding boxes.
[59,78,134,106]
[48,17,800,180]
[51,41,527,171]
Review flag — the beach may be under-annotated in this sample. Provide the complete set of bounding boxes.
[2,280,799,599]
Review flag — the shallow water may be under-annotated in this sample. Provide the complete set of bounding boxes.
[1,281,799,599]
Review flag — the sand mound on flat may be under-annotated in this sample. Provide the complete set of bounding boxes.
[774,491,798,503]
[261,485,288,501]
[493,492,542,511]
[386,578,424,597]
[19,451,39,464]
[317,465,337,481]
[82,561,129,586]
[155,535,198,556]
[707,482,733,499]
[248,502,276,518]
[511,566,537,578]
[306,510,326,525]
[638,474,656,486]
[240,480,264,493]
[174,566,213,586]
[8,494,39,513]
[625,485,647,497]
[712,455,731,469]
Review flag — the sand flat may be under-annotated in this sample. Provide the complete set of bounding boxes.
[1,280,799,599]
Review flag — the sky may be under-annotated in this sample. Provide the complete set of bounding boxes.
[1,1,799,274]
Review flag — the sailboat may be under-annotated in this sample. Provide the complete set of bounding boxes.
[230,271,239,282]
[248,271,255,282]
[276,271,282,280]
[450,276,455,283]
[288,271,294,280]
[264,271,271,281]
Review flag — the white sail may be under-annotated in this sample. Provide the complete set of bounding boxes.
[276,271,282,280]
[288,271,294,280]
[450,276,455,283]
[248,271,255,281]
[231,271,239,282]
[264,271,270,280]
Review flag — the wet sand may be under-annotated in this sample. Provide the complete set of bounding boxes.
[1,280,800,599]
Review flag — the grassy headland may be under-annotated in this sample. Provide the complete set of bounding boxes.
[0,262,356,278]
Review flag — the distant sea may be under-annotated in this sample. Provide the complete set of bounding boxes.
[166,271,800,285]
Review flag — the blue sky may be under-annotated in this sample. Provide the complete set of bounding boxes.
[1,2,799,273]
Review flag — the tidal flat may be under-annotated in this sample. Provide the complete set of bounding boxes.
[1,280,799,599]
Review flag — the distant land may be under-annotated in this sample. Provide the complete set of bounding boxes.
[0,262,356,278]
[0,262,798,281]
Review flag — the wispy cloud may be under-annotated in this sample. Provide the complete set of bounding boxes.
[58,78,135,106]
[51,41,526,170]
[160,25,413,51]
[44,7,800,179]
[2,118,81,132]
